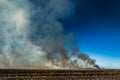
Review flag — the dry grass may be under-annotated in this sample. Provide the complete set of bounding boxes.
[0,69,119,80]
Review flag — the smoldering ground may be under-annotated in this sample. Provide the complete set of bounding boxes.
[0,0,99,69]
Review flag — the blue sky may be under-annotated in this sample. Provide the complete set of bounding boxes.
[78,24,120,68]
[60,0,120,69]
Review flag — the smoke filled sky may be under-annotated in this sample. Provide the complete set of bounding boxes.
[59,0,120,69]
[0,0,120,69]
[28,0,120,69]
[0,0,100,69]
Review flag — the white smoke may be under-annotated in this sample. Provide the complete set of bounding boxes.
[0,0,47,68]
[0,0,99,69]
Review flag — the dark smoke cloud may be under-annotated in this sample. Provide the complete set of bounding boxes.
[0,0,99,69]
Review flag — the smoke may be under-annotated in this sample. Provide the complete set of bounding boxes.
[0,0,99,69]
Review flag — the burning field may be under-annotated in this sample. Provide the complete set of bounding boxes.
[0,0,120,80]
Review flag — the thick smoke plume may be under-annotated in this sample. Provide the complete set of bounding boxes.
[0,0,99,69]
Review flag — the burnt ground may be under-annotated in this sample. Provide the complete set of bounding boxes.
[0,69,119,80]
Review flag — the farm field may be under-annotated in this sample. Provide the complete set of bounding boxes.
[0,69,119,80]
